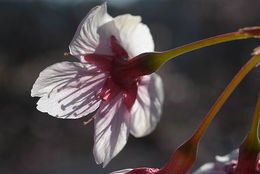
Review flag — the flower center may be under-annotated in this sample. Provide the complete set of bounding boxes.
[84,36,141,111]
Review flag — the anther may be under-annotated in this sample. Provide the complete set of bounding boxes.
[64,52,70,56]
[83,115,96,126]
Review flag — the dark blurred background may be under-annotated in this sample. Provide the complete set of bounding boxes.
[1,0,260,173]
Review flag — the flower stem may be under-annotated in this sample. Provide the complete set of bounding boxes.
[158,52,260,174]
[246,94,260,148]
[129,27,260,76]
[157,27,260,64]
[190,53,260,144]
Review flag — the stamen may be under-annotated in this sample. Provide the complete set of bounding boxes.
[64,52,70,56]
[83,115,96,126]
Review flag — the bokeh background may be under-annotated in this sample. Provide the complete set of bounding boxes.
[1,0,260,173]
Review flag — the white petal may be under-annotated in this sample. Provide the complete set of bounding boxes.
[70,3,154,63]
[98,14,154,58]
[93,94,130,167]
[192,163,226,174]
[192,150,239,174]
[112,14,154,57]
[110,168,133,174]
[31,61,106,119]
[130,73,164,138]
[215,149,239,162]
[69,3,113,63]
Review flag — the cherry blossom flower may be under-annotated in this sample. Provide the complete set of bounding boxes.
[192,149,260,174]
[31,3,164,167]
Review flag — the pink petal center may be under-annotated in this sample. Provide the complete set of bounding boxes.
[84,36,141,111]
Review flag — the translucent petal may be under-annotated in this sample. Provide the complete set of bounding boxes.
[113,14,154,57]
[98,14,154,58]
[110,169,133,174]
[93,94,130,167]
[192,150,239,174]
[69,3,113,63]
[70,3,154,64]
[192,163,226,174]
[215,149,238,162]
[31,61,106,119]
[130,73,164,138]
[111,168,159,174]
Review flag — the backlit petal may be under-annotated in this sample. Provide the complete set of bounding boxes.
[192,150,239,174]
[93,94,130,167]
[215,149,238,162]
[69,3,113,63]
[130,73,164,138]
[192,163,226,174]
[111,168,159,174]
[110,169,133,174]
[112,14,154,57]
[31,61,106,119]
[98,14,154,58]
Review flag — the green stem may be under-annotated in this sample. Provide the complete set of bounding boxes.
[158,53,260,174]
[159,32,251,62]
[128,27,260,76]
[159,27,260,62]
[247,94,260,146]
[190,54,260,144]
